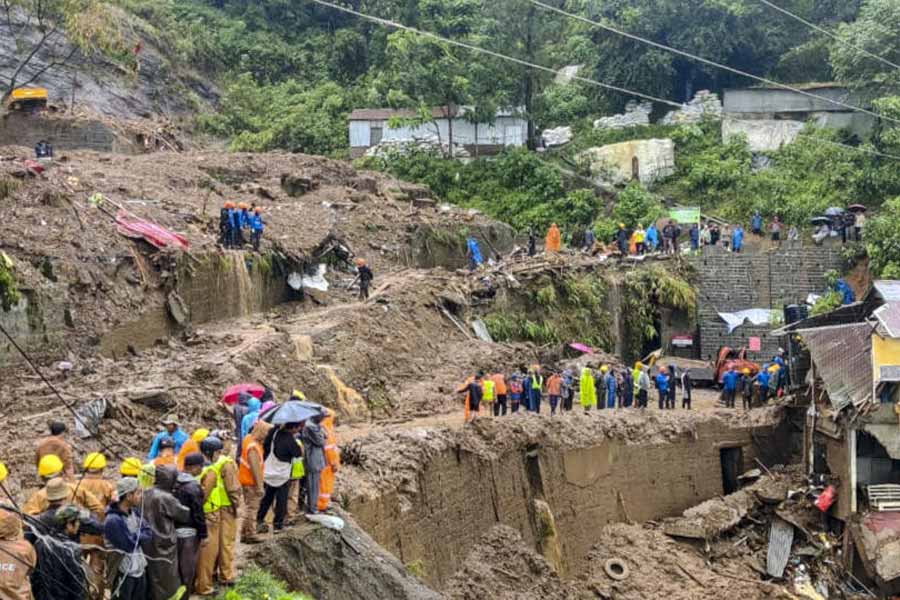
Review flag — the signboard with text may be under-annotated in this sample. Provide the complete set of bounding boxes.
[669,207,701,225]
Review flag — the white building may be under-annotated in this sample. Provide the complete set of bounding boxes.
[348,106,528,158]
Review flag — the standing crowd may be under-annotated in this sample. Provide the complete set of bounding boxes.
[0,390,339,600]
[218,202,265,251]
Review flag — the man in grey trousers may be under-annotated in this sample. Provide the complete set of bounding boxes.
[301,415,326,515]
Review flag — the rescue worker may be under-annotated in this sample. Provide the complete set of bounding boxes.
[634,225,646,255]
[528,229,536,257]
[690,223,700,251]
[508,373,523,414]
[605,367,618,409]
[175,454,207,596]
[104,477,152,600]
[196,436,242,595]
[257,423,302,532]
[545,223,562,253]
[645,223,659,252]
[637,365,651,409]
[286,431,306,524]
[579,367,597,411]
[481,375,496,415]
[236,203,250,246]
[147,415,189,460]
[616,223,628,255]
[301,416,326,515]
[752,211,763,236]
[28,502,101,600]
[722,366,739,409]
[228,202,241,248]
[231,392,253,461]
[357,258,374,301]
[0,507,36,600]
[119,457,143,478]
[596,365,608,410]
[655,367,670,410]
[732,224,745,253]
[239,421,270,543]
[741,368,754,410]
[80,453,116,600]
[466,237,483,271]
[240,397,262,441]
[562,369,576,412]
[666,365,677,409]
[35,420,74,478]
[152,438,177,467]
[177,428,209,471]
[621,367,634,408]
[757,365,771,406]
[681,367,693,410]
[141,464,189,600]
[219,201,234,247]
[23,455,105,517]
[546,371,562,415]
[249,207,265,251]
[491,372,508,417]
[316,410,340,513]
[459,373,483,422]
[529,367,544,413]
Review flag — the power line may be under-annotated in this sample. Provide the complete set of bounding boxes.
[308,0,683,109]
[754,0,900,74]
[310,0,900,163]
[526,0,900,127]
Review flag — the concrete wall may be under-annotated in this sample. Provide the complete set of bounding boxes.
[346,415,791,589]
[0,113,140,154]
[691,243,845,361]
[582,138,675,185]
[723,87,866,114]
[349,116,527,151]
[723,113,875,152]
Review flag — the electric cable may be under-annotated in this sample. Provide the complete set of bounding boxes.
[525,0,900,127]
[754,0,900,75]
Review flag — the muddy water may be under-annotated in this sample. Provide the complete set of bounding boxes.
[345,414,791,589]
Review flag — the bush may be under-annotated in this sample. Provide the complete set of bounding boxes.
[215,567,311,600]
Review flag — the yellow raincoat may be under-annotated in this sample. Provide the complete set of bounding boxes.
[579,367,597,409]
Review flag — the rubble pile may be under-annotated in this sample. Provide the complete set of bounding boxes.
[594,101,653,130]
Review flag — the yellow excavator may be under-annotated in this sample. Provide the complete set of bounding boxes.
[4,87,48,112]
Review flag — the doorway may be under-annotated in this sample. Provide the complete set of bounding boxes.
[720,447,743,494]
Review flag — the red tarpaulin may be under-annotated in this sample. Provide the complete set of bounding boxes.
[116,211,189,250]
[221,383,266,406]
[569,342,595,354]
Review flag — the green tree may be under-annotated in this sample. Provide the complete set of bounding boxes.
[831,0,900,96]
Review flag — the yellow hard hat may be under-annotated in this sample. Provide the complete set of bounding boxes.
[83,452,107,471]
[601,365,609,372]
[291,389,307,401]
[119,457,143,477]
[192,428,210,443]
[0,462,7,483]
[619,223,625,228]
[38,454,64,478]
[743,368,751,375]
[634,361,643,369]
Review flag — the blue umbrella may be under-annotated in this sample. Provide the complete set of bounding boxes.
[267,401,323,425]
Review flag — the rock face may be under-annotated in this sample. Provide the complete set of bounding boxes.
[541,126,573,148]
[594,101,653,130]
[661,90,723,125]
[580,138,675,185]
[0,8,217,120]
[248,511,442,600]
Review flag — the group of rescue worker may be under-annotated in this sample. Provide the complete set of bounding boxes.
[0,390,340,600]
[460,352,790,419]
[218,201,265,251]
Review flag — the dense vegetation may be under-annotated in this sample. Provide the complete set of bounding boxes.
[70,0,900,278]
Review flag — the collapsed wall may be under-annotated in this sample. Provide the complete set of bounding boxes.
[338,408,792,589]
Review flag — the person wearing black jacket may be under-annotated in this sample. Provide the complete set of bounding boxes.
[257,423,303,532]
[27,504,102,600]
[175,453,207,596]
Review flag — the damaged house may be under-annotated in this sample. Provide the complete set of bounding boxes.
[775,281,900,594]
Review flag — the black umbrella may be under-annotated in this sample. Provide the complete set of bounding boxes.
[810,216,831,226]
[848,204,867,213]
[261,400,324,424]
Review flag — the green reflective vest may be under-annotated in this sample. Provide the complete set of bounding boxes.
[200,456,234,513]
[482,379,496,402]
[291,440,305,479]
[531,375,543,390]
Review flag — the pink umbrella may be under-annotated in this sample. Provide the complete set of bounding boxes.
[221,383,266,405]
[569,342,595,355]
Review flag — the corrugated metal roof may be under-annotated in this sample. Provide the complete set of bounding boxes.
[348,106,523,121]
[874,302,900,338]
[798,322,873,411]
[874,281,900,302]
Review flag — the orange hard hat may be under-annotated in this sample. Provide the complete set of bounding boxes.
[224,201,234,209]
[355,258,366,266]
[254,207,261,213]
[238,202,249,209]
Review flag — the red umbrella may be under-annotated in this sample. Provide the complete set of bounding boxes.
[221,383,266,405]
